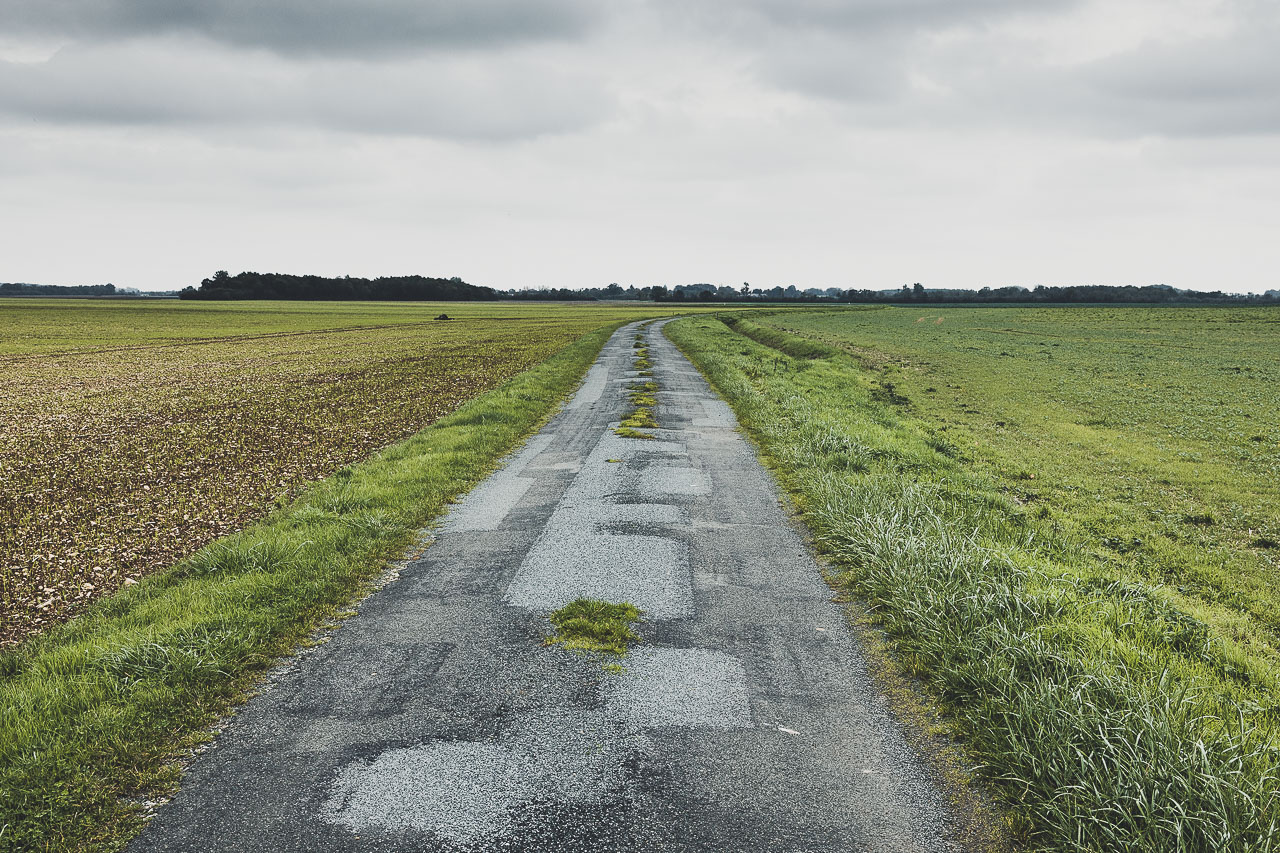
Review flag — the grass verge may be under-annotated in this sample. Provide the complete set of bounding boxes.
[545,599,642,656]
[666,314,1280,853]
[0,323,626,853]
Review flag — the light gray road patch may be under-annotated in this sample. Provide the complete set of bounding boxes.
[506,530,690,617]
[637,466,711,497]
[608,647,752,730]
[445,434,556,532]
[596,432,686,462]
[566,363,609,409]
[505,427,694,617]
[325,742,520,841]
[324,709,643,844]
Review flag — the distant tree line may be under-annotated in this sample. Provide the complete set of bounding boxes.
[179,271,497,301]
[506,283,652,301]
[0,282,118,297]
[504,282,1280,305]
[159,272,1280,304]
[834,283,1280,305]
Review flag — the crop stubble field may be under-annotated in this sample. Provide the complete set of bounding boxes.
[668,306,1280,851]
[0,300,691,645]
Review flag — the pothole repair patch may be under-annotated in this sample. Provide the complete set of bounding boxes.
[607,647,752,730]
[322,709,641,845]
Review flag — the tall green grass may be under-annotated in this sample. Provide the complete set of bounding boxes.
[0,323,624,852]
[667,315,1280,852]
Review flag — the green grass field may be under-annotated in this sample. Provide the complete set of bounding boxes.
[668,306,1280,852]
[764,307,1280,648]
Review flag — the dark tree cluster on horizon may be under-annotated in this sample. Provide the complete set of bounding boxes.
[178,270,497,301]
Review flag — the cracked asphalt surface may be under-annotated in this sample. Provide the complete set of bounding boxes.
[130,320,960,852]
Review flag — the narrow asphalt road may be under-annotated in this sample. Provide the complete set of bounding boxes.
[131,320,960,852]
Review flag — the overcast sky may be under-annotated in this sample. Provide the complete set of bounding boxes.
[2,0,1277,293]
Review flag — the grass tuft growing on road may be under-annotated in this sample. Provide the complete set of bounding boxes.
[614,335,661,439]
[667,311,1280,853]
[545,599,642,656]
[0,323,626,853]
[613,427,657,440]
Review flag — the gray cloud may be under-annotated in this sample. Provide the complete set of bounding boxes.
[8,0,1271,142]
[660,0,1080,104]
[701,0,1074,31]
[0,41,612,140]
[911,17,1280,139]
[1083,26,1280,136]
[753,31,906,102]
[702,0,1280,138]
[3,0,600,55]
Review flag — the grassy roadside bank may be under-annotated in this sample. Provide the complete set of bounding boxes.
[667,314,1280,852]
[0,322,627,852]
